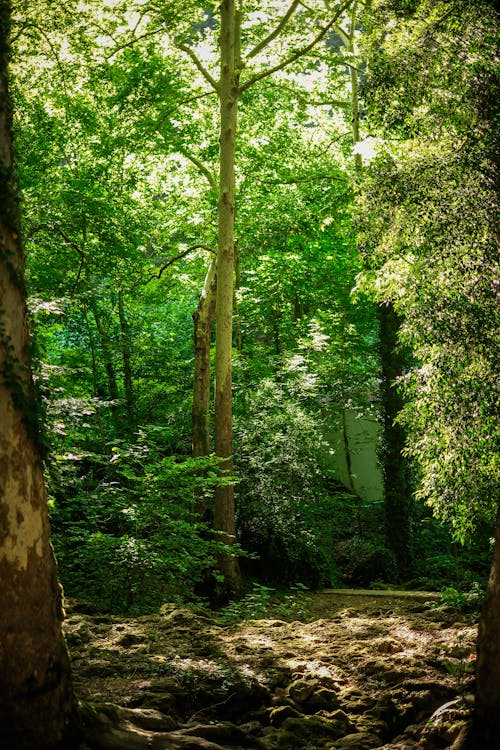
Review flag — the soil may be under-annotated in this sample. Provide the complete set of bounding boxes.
[65,589,477,749]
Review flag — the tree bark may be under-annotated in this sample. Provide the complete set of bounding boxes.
[214,0,241,598]
[466,504,500,748]
[378,303,414,579]
[0,5,75,745]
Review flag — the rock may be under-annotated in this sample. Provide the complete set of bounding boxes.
[117,632,145,648]
[268,705,301,726]
[174,721,249,744]
[134,691,177,715]
[333,731,381,749]
[279,713,351,744]
[117,707,178,732]
[307,687,341,711]
[287,678,318,705]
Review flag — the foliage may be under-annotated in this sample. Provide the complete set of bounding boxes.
[216,582,312,625]
[235,372,349,588]
[6,0,495,611]
[432,584,484,614]
[50,433,238,612]
[357,0,500,542]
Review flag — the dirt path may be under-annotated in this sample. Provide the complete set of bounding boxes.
[66,591,476,749]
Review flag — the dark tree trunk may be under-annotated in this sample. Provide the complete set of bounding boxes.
[379,303,414,578]
[465,505,500,749]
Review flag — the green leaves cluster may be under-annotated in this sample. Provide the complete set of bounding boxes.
[358,0,499,542]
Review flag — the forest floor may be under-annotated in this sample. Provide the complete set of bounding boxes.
[65,590,477,750]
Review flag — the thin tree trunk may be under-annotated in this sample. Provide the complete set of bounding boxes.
[84,310,107,450]
[90,302,119,403]
[214,0,242,598]
[233,238,242,352]
[379,303,413,578]
[0,7,75,743]
[118,289,135,429]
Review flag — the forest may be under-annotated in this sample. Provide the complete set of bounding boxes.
[0,0,498,748]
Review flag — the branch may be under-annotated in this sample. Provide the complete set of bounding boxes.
[177,43,220,93]
[263,80,350,109]
[105,27,167,60]
[335,24,350,46]
[27,223,85,258]
[240,0,355,92]
[141,244,215,286]
[245,0,300,61]
[262,173,349,185]
[27,223,86,292]
[178,147,218,192]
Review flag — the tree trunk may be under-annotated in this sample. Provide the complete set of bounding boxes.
[465,504,500,748]
[342,5,412,576]
[214,0,241,598]
[90,301,119,403]
[118,289,135,429]
[0,6,75,744]
[378,303,413,578]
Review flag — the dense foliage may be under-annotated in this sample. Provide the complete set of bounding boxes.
[7,0,495,611]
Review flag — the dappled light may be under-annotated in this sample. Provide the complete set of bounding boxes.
[0,0,497,748]
[64,593,477,749]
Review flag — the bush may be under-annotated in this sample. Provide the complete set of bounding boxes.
[234,377,345,587]
[335,536,398,586]
[50,431,238,612]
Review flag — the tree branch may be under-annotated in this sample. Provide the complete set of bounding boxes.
[177,43,220,93]
[178,147,218,193]
[263,80,351,109]
[105,27,167,60]
[141,244,216,286]
[240,0,355,92]
[262,173,349,185]
[245,0,300,61]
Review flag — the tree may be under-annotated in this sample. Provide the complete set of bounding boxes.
[357,0,499,744]
[0,1,74,746]
[173,0,355,596]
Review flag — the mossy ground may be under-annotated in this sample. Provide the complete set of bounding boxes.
[65,591,477,749]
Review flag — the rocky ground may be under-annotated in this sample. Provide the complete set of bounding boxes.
[65,590,477,749]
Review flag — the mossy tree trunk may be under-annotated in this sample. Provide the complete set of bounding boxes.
[0,3,75,746]
[378,303,413,579]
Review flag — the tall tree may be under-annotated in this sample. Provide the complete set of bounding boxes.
[358,0,499,743]
[327,0,414,575]
[176,0,354,596]
[0,1,74,746]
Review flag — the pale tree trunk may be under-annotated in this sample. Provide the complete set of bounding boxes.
[214,0,242,598]
[180,0,351,598]
[0,5,74,745]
